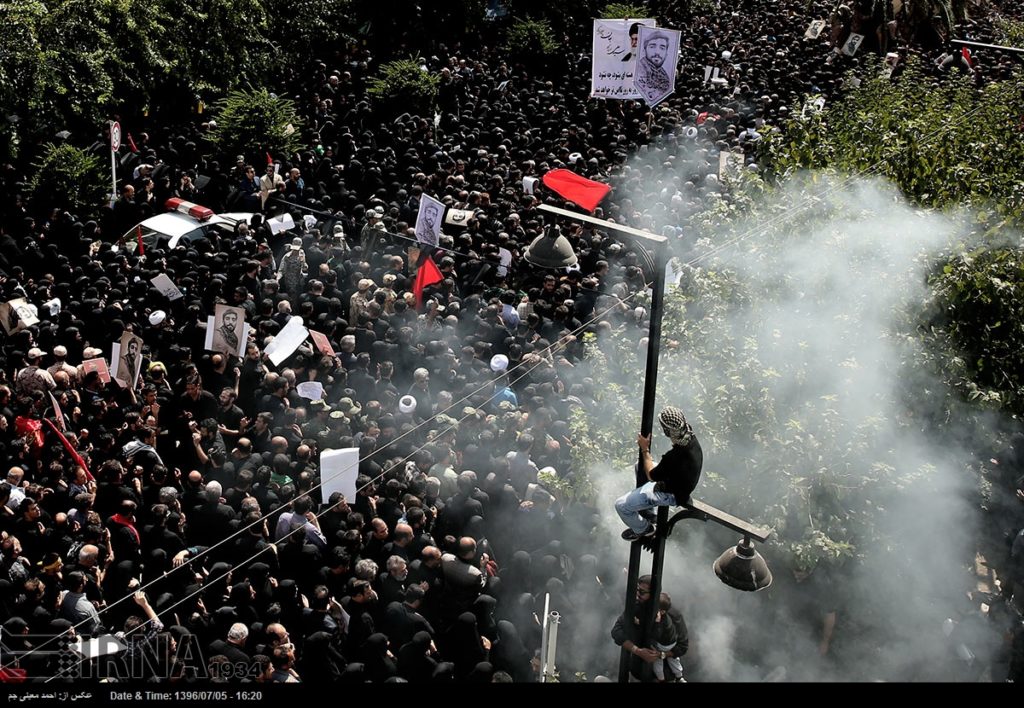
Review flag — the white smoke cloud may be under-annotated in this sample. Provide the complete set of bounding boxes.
[568,174,1010,681]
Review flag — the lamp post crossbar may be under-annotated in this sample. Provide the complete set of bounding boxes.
[950,39,1024,60]
[538,204,668,245]
[666,499,773,542]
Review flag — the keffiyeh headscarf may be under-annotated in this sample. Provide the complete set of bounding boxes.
[659,406,693,447]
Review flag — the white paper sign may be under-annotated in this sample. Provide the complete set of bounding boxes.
[49,392,66,430]
[0,298,39,334]
[320,447,360,505]
[719,150,745,180]
[296,381,325,400]
[263,316,309,366]
[805,20,826,39]
[415,194,444,247]
[267,213,296,235]
[842,33,865,56]
[150,273,183,301]
[665,257,684,290]
[444,208,474,227]
[497,247,512,277]
[203,316,215,351]
[239,323,250,358]
[633,26,681,108]
[591,19,657,99]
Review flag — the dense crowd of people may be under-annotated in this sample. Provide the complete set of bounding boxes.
[0,0,1022,684]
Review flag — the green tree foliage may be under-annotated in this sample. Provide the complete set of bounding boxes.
[29,142,107,217]
[995,17,1024,47]
[207,89,304,163]
[763,59,1024,223]
[266,0,353,68]
[504,17,561,60]
[928,247,1024,414]
[0,1,49,160]
[164,0,274,97]
[366,59,441,117]
[601,2,649,18]
[0,0,275,149]
[762,59,1024,413]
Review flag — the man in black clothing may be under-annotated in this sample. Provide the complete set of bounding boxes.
[614,406,702,541]
[407,545,444,620]
[209,622,252,668]
[378,555,411,605]
[381,584,434,650]
[178,374,218,425]
[611,574,684,682]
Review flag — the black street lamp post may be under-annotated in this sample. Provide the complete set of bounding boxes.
[533,204,773,683]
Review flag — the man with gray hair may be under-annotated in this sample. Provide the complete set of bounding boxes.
[205,480,223,501]
[354,557,378,582]
[615,406,703,541]
[209,621,252,667]
[5,467,26,510]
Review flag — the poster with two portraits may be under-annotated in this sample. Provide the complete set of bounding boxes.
[591,19,680,107]
[204,304,250,359]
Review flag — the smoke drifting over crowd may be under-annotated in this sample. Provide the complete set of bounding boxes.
[565,175,1006,681]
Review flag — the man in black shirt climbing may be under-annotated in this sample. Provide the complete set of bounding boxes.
[615,406,703,541]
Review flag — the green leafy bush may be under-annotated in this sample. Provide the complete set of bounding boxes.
[366,59,440,117]
[208,89,304,162]
[928,247,1024,414]
[267,0,353,65]
[762,58,1024,223]
[995,17,1024,47]
[761,58,1024,412]
[601,2,649,18]
[504,17,560,59]
[29,142,107,217]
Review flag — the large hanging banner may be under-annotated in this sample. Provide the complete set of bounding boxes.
[633,25,681,107]
[591,18,657,100]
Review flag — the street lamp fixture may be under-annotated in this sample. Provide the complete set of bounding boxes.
[523,224,579,268]
[714,536,773,592]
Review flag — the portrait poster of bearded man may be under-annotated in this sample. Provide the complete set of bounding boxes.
[634,26,682,107]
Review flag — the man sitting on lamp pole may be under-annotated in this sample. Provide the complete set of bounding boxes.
[615,406,703,541]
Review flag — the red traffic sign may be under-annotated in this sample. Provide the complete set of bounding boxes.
[110,122,121,151]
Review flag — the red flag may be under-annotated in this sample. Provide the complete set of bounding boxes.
[266,152,274,166]
[412,255,444,309]
[136,224,145,255]
[43,418,93,482]
[961,47,973,68]
[127,133,139,153]
[541,168,611,213]
[0,666,27,683]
